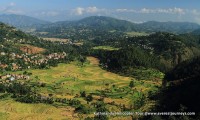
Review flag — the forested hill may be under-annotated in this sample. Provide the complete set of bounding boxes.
[136,21,200,34]
[0,14,50,29]
[0,15,199,35]
[35,16,128,40]
[0,22,81,54]
[1,14,199,40]
[34,16,200,39]
[122,32,200,70]
[144,56,200,120]
[36,16,136,32]
[0,22,84,71]
[165,56,200,81]
[0,22,37,45]
[76,16,136,31]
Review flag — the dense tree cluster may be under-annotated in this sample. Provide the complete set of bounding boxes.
[91,32,200,72]
[0,82,54,104]
[92,46,163,76]
[165,56,200,81]
[94,101,109,120]
[144,57,200,120]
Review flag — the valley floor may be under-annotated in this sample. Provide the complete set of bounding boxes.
[0,57,162,120]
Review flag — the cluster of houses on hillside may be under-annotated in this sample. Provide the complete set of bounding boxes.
[46,52,67,60]
[0,52,67,70]
[0,73,30,81]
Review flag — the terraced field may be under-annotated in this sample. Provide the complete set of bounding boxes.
[93,46,120,51]
[26,57,133,94]
[0,57,162,120]
[0,99,76,120]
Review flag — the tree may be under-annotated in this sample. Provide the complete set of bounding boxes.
[75,104,91,114]
[80,91,86,97]
[23,71,28,75]
[0,84,6,93]
[94,101,109,120]
[86,94,93,102]
[129,80,134,88]
[134,93,146,109]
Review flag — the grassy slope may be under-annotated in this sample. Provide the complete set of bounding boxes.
[93,46,120,51]
[0,57,162,119]
[28,57,130,92]
[0,99,75,120]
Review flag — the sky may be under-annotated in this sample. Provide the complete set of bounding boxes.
[0,0,200,24]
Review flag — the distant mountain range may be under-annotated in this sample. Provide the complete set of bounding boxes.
[0,14,50,29]
[1,14,200,34]
[36,16,200,34]
[136,21,200,34]
[35,16,135,31]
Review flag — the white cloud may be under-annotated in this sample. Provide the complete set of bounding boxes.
[72,6,106,15]
[73,7,85,15]
[140,8,154,13]
[116,9,127,12]
[172,7,185,14]
[116,9,136,12]
[116,7,185,15]
[191,9,200,16]
[5,9,24,14]
[86,7,98,13]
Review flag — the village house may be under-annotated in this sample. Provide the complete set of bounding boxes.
[0,74,30,81]
[0,52,6,55]
[0,64,8,69]
[0,51,67,71]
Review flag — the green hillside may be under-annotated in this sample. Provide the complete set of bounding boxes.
[146,57,200,120]
[34,16,200,40]
[1,15,200,120]
[0,21,165,120]
[0,14,50,30]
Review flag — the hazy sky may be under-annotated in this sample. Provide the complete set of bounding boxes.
[0,0,200,23]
